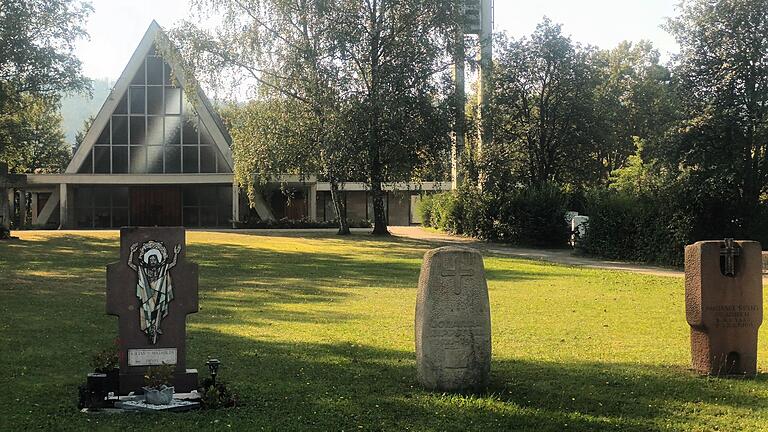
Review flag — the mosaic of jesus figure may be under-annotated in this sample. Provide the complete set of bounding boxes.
[127,240,181,344]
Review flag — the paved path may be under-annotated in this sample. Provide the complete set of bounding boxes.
[388,226,684,278]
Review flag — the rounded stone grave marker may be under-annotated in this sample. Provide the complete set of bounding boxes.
[415,246,491,392]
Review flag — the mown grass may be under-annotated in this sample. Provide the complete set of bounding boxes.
[0,230,767,431]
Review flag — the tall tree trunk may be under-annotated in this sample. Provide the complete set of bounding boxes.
[370,178,388,235]
[368,104,388,234]
[367,0,389,236]
[368,107,388,235]
[329,178,350,235]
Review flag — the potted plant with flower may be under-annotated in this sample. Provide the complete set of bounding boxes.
[143,363,175,405]
[90,344,120,393]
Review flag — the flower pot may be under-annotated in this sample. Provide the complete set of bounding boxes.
[143,385,175,405]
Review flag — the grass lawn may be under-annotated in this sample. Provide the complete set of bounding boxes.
[1,230,767,431]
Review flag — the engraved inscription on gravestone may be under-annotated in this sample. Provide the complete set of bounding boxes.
[685,239,763,376]
[415,247,491,392]
[128,348,178,366]
[106,227,199,394]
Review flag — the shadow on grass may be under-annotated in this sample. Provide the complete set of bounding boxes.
[178,333,767,431]
[2,234,767,430]
[6,330,767,430]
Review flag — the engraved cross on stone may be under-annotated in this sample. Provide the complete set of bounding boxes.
[720,238,741,277]
[442,253,474,295]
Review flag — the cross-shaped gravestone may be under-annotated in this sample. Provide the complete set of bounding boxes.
[441,253,474,295]
[106,227,199,394]
[720,237,741,277]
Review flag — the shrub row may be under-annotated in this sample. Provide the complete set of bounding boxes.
[420,184,768,267]
[577,189,691,266]
[419,183,570,248]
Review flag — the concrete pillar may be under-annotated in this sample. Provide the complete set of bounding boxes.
[452,26,466,190]
[18,189,26,228]
[477,0,493,159]
[0,188,8,229]
[31,193,39,225]
[231,183,240,228]
[59,183,69,229]
[8,188,15,226]
[308,183,317,222]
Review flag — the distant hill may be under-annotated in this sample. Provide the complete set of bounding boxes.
[60,77,113,146]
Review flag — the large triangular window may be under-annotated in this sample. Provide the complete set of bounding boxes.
[77,46,231,174]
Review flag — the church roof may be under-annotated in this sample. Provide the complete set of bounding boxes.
[65,20,233,174]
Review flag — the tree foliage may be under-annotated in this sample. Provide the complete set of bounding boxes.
[444,6,768,263]
[329,0,454,234]
[592,41,675,179]
[0,95,71,173]
[174,0,453,235]
[74,115,95,150]
[488,19,600,190]
[579,0,768,263]
[0,0,91,172]
[485,19,675,194]
[173,0,368,234]
[663,0,768,233]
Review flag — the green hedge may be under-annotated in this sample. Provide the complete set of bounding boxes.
[577,189,691,266]
[421,181,768,266]
[419,183,570,248]
[577,187,768,267]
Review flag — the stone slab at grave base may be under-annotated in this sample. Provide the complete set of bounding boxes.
[685,240,763,377]
[119,369,199,395]
[83,391,201,414]
[116,399,200,412]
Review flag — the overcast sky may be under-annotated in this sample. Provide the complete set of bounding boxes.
[75,0,681,81]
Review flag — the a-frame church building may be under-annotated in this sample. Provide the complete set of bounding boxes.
[17,22,447,229]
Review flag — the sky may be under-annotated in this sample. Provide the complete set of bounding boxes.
[75,0,681,82]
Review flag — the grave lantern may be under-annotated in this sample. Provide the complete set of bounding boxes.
[206,358,221,385]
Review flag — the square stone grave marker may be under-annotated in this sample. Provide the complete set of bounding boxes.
[685,239,763,376]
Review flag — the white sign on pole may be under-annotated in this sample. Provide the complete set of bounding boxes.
[461,0,482,34]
